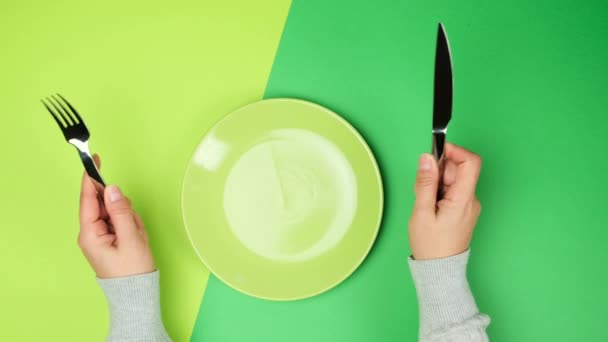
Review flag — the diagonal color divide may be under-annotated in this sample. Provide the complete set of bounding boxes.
[192,0,422,340]
[191,0,608,341]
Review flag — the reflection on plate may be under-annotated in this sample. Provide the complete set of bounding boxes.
[223,129,356,263]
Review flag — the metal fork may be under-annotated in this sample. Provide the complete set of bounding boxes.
[42,94,106,200]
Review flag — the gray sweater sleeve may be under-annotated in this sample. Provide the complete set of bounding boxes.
[408,250,490,342]
[97,271,171,342]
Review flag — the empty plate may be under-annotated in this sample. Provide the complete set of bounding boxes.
[182,98,383,300]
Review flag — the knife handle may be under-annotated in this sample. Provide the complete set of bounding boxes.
[432,132,446,201]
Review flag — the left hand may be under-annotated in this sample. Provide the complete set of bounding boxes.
[78,155,156,278]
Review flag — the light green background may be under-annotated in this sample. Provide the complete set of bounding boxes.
[194,0,608,341]
[2,0,608,341]
[0,0,290,340]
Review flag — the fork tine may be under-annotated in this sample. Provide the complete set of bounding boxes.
[56,94,82,124]
[52,95,77,125]
[42,99,65,128]
[48,96,73,126]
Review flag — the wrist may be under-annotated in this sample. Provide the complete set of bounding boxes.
[96,266,157,279]
[411,246,469,260]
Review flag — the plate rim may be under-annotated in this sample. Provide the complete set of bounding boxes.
[181,97,384,301]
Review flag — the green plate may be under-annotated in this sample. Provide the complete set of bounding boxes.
[182,99,383,300]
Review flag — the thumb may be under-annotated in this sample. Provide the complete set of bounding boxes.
[104,185,139,243]
[413,154,439,215]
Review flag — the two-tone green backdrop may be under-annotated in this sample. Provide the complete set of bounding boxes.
[1,0,607,341]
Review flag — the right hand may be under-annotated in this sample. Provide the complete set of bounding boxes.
[78,155,156,278]
[408,143,483,260]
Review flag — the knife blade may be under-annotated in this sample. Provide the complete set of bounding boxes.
[432,22,453,200]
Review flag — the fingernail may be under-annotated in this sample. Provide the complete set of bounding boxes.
[108,185,123,202]
[419,154,432,171]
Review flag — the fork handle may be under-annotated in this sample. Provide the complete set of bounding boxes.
[78,149,106,200]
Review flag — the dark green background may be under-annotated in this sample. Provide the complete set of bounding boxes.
[193,0,608,340]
